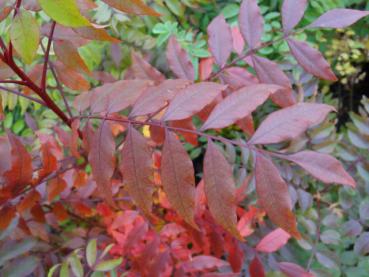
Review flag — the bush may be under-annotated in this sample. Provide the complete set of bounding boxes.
[0,0,368,276]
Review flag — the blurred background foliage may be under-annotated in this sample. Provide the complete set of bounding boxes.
[1,1,369,275]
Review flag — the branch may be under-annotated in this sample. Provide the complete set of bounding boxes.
[41,21,56,92]
[0,85,46,106]
[77,114,249,148]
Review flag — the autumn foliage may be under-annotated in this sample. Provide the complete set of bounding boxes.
[0,0,367,276]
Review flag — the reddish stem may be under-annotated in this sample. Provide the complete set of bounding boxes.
[41,21,56,92]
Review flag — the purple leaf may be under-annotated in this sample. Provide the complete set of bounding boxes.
[239,0,264,49]
[309,9,369,29]
[201,84,282,130]
[282,0,308,33]
[287,38,337,81]
[167,36,195,81]
[162,82,226,121]
[278,262,314,277]
[250,103,335,145]
[207,15,233,67]
[282,151,355,187]
[251,55,296,107]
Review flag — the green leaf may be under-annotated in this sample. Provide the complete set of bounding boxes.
[95,258,123,272]
[47,264,61,277]
[86,239,97,267]
[99,244,114,260]
[60,262,70,277]
[38,0,91,27]
[10,10,40,64]
[69,254,83,277]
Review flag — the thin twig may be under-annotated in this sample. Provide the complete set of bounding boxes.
[41,21,56,92]
[41,43,73,118]
[0,85,46,106]
[0,80,27,86]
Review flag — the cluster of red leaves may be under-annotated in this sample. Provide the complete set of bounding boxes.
[0,0,368,276]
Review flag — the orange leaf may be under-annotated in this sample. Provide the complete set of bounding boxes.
[38,143,58,180]
[0,205,16,230]
[47,175,67,202]
[74,26,120,43]
[54,61,90,91]
[120,125,154,214]
[52,202,69,222]
[73,170,87,188]
[204,139,243,240]
[161,130,197,228]
[73,202,94,217]
[255,154,301,239]
[102,0,160,16]
[31,204,46,223]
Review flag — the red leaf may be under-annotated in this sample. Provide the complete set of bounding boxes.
[282,0,308,33]
[201,84,282,130]
[278,262,315,277]
[256,228,291,253]
[47,175,67,202]
[17,190,41,213]
[131,51,165,84]
[207,15,233,67]
[287,38,337,81]
[249,256,265,277]
[88,122,116,206]
[0,205,16,230]
[239,0,264,49]
[120,125,154,214]
[204,140,243,240]
[130,79,190,117]
[308,9,369,29]
[282,151,355,187]
[161,130,197,228]
[199,57,214,81]
[167,36,195,81]
[231,26,244,55]
[180,255,229,272]
[250,103,335,145]
[162,82,226,121]
[102,0,160,16]
[251,55,296,107]
[170,119,198,146]
[255,154,300,238]
[4,132,33,187]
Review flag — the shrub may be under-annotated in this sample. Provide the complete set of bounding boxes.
[0,0,368,276]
